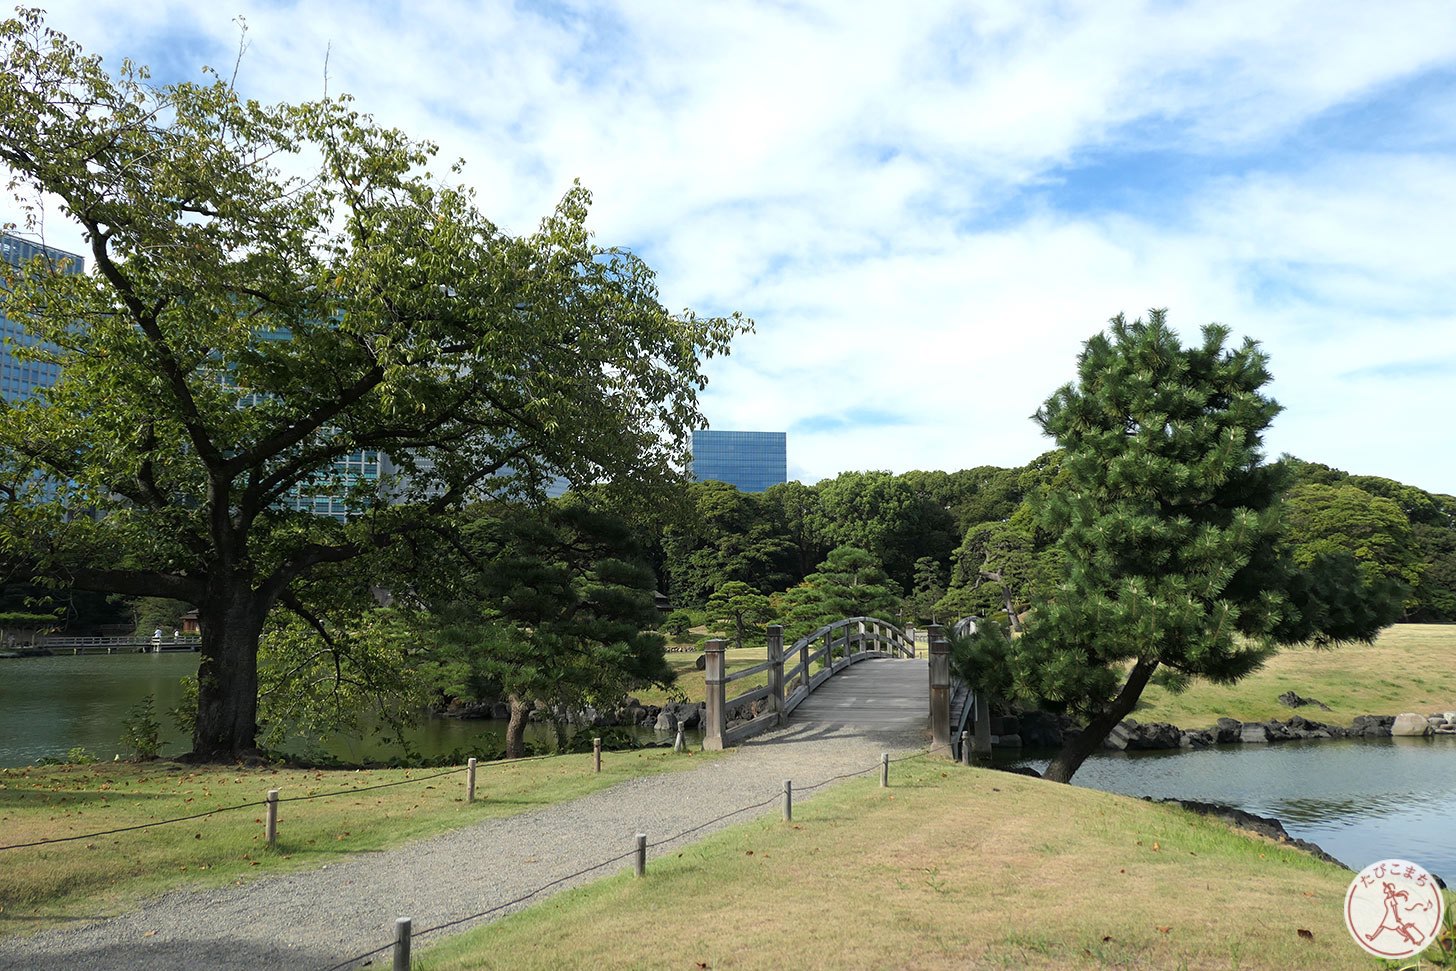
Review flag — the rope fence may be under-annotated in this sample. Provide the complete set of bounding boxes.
[321,743,957,970]
[1,747,582,853]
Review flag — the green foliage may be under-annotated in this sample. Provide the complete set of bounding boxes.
[662,609,696,637]
[662,482,795,607]
[0,10,748,754]
[130,597,190,638]
[903,556,947,625]
[704,580,772,649]
[1016,311,1399,782]
[255,606,430,756]
[423,502,672,754]
[773,545,902,642]
[64,746,98,765]
[809,471,957,590]
[119,695,162,760]
[948,620,1015,698]
[1283,483,1419,590]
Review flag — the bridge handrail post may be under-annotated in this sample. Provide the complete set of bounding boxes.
[799,636,810,695]
[928,624,951,756]
[973,689,994,759]
[767,625,785,726]
[856,620,865,659]
[703,639,727,751]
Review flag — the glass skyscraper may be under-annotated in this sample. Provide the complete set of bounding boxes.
[1,234,83,403]
[690,430,787,493]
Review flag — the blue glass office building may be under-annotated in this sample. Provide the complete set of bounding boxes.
[1,234,83,403]
[690,430,786,493]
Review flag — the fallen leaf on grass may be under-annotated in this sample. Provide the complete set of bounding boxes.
[1102,935,1113,943]
[1158,926,1170,934]
[1297,929,1314,941]
[143,930,157,938]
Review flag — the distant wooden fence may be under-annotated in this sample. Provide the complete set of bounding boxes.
[702,617,918,750]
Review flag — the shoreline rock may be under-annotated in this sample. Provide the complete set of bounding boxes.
[1150,797,1350,871]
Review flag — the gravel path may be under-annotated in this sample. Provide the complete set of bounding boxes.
[0,718,927,971]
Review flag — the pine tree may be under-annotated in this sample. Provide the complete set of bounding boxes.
[1020,311,1398,783]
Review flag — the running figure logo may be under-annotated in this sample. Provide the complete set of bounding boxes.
[1345,859,1446,959]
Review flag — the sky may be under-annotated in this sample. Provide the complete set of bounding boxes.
[8,1,1456,493]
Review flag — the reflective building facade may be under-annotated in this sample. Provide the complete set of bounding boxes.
[690,430,786,493]
[1,234,83,403]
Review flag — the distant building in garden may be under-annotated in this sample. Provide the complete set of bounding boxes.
[690,430,787,493]
[0,233,84,403]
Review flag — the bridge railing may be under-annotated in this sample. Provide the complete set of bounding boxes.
[703,616,915,750]
[946,615,993,762]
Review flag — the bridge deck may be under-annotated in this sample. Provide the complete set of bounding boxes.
[786,657,928,736]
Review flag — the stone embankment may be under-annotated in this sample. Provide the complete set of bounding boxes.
[983,707,1456,752]
[441,697,706,733]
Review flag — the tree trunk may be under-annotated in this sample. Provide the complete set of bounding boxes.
[192,580,267,758]
[505,694,530,759]
[1042,657,1159,784]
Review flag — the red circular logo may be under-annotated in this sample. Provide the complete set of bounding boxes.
[1344,859,1446,959]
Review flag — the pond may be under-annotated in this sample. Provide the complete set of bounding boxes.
[1006,737,1456,881]
[0,653,690,766]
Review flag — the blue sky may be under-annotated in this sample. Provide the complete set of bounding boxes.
[10,0,1456,492]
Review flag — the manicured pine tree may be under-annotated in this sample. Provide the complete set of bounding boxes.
[1020,310,1397,784]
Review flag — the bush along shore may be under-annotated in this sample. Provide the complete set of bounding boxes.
[441,697,706,734]
[992,702,1456,752]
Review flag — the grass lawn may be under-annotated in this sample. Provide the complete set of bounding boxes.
[1134,623,1456,728]
[0,748,714,935]
[418,756,1417,970]
[635,644,778,708]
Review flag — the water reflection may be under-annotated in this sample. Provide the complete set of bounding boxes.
[0,654,691,766]
[1010,736,1456,879]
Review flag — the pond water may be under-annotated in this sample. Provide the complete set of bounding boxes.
[0,653,690,766]
[1006,737,1456,880]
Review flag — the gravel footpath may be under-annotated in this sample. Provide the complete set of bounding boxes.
[0,720,927,971]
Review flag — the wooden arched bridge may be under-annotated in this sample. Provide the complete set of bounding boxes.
[701,616,993,759]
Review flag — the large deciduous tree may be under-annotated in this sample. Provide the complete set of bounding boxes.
[1018,311,1399,784]
[0,12,746,757]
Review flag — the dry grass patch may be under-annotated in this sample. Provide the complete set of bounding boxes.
[418,760,1392,970]
[0,748,713,935]
[1135,623,1456,727]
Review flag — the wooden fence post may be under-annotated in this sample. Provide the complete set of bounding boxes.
[634,833,647,877]
[960,731,971,766]
[593,736,602,772]
[703,639,726,751]
[783,779,793,822]
[767,625,785,726]
[265,789,278,847]
[928,625,951,756]
[393,917,411,971]
[466,757,477,803]
[880,752,889,788]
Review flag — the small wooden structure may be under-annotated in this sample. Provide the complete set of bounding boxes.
[701,617,922,750]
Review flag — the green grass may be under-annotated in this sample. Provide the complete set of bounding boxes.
[0,747,716,935]
[1134,623,1456,727]
[418,757,1407,970]
[633,644,779,707]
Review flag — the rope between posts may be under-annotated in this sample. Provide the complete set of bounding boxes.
[317,847,642,971]
[0,751,566,852]
[321,744,950,969]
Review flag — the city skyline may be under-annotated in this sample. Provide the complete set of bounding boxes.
[5,2,1454,493]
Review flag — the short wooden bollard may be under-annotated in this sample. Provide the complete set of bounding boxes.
[783,780,793,822]
[634,833,647,878]
[466,757,478,803]
[593,737,602,773]
[673,728,686,753]
[960,732,971,766]
[265,789,279,846]
[880,753,889,788]
[393,916,411,971]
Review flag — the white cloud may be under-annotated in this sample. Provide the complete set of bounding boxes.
[8,0,1456,492]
